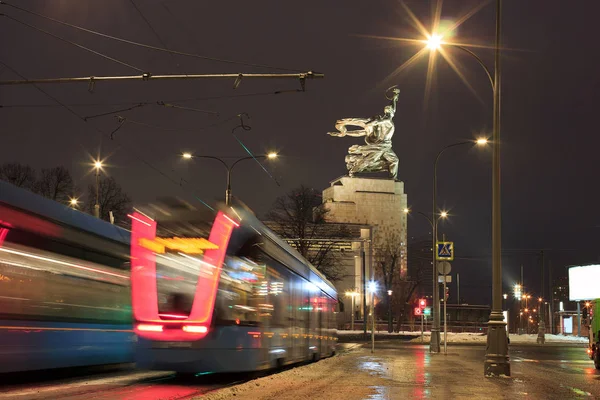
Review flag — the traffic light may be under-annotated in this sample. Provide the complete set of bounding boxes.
[445,287,449,301]
[419,298,427,309]
[583,306,589,321]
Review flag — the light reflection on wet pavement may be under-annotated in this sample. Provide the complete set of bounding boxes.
[354,342,600,399]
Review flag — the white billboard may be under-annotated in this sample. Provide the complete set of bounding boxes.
[569,265,600,301]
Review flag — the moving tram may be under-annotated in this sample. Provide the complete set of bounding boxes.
[0,181,133,373]
[131,199,338,373]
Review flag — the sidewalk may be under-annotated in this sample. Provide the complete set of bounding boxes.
[337,330,588,346]
[196,343,599,400]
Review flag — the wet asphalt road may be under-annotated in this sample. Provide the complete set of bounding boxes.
[364,341,600,399]
[0,343,597,399]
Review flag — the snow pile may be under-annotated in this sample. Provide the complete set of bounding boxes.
[406,332,588,344]
[338,330,424,336]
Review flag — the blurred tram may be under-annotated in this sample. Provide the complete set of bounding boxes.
[130,199,338,373]
[0,181,134,373]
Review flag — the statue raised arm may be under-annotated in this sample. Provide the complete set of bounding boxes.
[327,87,401,179]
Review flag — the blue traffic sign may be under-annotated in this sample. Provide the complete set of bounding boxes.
[436,241,454,261]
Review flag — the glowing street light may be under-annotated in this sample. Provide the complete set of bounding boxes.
[476,138,489,145]
[182,152,193,159]
[514,284,522,299]
[267,152,278,159]
[426,34,443,50]
[440,211,448,218]
[69,197,79,209]
[368,281,377,293]
[93,159,103,218]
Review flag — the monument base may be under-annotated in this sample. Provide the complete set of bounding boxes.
[322,175,408,276]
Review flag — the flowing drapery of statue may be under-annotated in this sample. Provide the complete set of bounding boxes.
[328,88,400,179]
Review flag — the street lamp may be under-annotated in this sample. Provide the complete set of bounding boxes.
[93,160,103,218]
[423,0,506,375]
[345,290,359,331]
[69,197,79,209]
[514,284,522,299]
[368,281,377,353]
[431,139,487,354]
[182,152,278,205]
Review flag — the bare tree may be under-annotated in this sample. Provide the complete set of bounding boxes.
[36,166,74,203]
[375,233,425,332]
[86,176,132,224]
[265,185,350,282]
[375,234,403,332]
[0,163,36,190]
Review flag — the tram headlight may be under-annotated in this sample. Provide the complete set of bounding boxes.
[137,324,164,332]
[183,325,208,334]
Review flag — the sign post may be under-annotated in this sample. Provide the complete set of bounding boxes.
[437,245,453,355]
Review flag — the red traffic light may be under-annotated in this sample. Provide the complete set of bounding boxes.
[414,307,422,316]
[419,299,427,308]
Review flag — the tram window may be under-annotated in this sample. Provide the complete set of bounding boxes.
[216,256,263,325]
[3,227,126,269]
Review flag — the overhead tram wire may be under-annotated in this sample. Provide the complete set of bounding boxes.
[0,89,296,109]
[84,103,149,121]
[230,114,280,187]
[0,59,215,211]
[1,14,145,73]
[127,0,172,58]
[110,114,240,135]
[0,1,305,73]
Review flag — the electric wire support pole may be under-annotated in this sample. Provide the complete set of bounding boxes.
[484,0,510,377]
[0,71,324,88]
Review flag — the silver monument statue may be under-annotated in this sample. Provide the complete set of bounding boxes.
[328,87,400,179]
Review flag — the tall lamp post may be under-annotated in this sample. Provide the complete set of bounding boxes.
[182,152,277,205]
[93,160,102,218]
[431,139,487,353]
[368,281,377,353]
[424,0,507,375]
[404,207,449,349]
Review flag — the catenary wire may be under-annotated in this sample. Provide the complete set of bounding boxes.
[1,1,304,72]
[2,14,145,73]
[0,59,214,210]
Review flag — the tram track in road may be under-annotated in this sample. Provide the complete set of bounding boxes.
[0,368,264,400]
[0,344,352,399]
[0,370,173,400]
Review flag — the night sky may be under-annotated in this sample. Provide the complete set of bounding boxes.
[1,1,599,304]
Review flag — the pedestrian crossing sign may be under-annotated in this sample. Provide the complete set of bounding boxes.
[436,241,454,261]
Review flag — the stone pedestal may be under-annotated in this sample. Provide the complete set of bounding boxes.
[322,176,408,276]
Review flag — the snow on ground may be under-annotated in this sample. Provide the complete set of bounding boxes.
[196,349,384,400]
[336,330,588,344]
[407,332,588,344]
